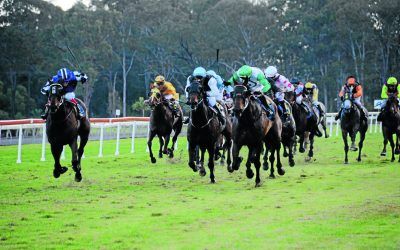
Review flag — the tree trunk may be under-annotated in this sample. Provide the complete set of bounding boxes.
[122,48,127,117]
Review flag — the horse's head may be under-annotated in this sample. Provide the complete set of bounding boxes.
[187,79,204,110]
[48,83,64,114]
[342,88,355,114]
[148,88,162,108]
[233,85,249,117]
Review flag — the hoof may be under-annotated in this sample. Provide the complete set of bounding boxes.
[344,160,349,164]
[283,151,288,157]
[278,168,285,176]
[269,174,276,179]
[246,169,254,179]
[75,172,82,182]
[325,134,330,138]
[158,152,163,158]
[214,152,221,161]
[263,162,269,171]
[199,168,207,177]
[227,166,234,173]
[350,147,358,152]
[357,157,362,162]
[380,152,387,157]
[188,162,197,172]
[255,182,261,188]
[391,158,395,162]
[53,169,60,178]
[289,160,295,167]
[299,148,305,153]
[305,156,312,162]
[210,179,216,184]
[168,149,174,158]
[60,166,68,174]
[151,157,156,164]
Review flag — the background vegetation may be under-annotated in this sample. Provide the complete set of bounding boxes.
[0,0,399,118]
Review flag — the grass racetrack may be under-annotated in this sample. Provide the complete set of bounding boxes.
[0,132,399,249]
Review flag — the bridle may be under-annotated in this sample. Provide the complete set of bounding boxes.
[187,80,215,129]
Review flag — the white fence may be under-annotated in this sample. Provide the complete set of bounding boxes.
[0,112,381,163]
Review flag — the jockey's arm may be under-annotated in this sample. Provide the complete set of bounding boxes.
[338,85,345,98]
[207,78,220,98]
[381,85,388,99]
[312,85,319,101]
[257,73,271,93]
[353,85,363,98]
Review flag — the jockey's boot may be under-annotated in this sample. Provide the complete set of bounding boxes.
[172,101,181,117]
[359,107,368,121]
[335,109,342,121]
[77,103,85,119]
[183,117,190,124]
[214,105,226,126]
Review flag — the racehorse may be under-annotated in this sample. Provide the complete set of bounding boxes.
[229,85,283,187]
[147,88,183,163]
[187,80,232,183]
[290,96,319,162]
[46,83,90,182]
[380,94,400,162]
[339,88,368,164]
[279,103,296,167]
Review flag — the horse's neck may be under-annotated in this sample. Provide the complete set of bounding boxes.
[241,100,262,124]
[153,104,170,121]
[49,103,75,123]
[191,102,209,123]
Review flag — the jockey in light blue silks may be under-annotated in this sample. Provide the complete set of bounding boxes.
[185,67,226,125]
[41,68,88,119]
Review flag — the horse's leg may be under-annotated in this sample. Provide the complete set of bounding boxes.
[170,122,182,158]
[289,135,295,167]
[306,132,315,162]
[51,143,67,178]
[322,117,329,138]
[254,149,262,187]
[163,134,170,155]
[299,134,305,153]
[246,147,254,179]
[223,135,232,169]
[199,147,207,177]
[269,147,276,178]
[276,143,285,175]
[293,136,298,155]
[283,145,288,157]
[147,131,157,163]
[207,145,216,183]
[231,143,243,171]
[395,135,400,155]
[381,133,388,157]
[388,133,395,162]
[350,132,358,151]
[342,131,349,164]
[263,146,269,171]
[158,135,164,158]
[188,142,197,172]
[69,139,82,182]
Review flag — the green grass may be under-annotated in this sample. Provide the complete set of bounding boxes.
[0,132,399,249]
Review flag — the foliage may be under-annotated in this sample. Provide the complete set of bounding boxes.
[131,96,150,116]
[0,0,399,118]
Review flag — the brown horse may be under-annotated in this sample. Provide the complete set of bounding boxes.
[147,88,183,163]
[229,85,282,187]
[46,83,90,182]
[187,80,232,183]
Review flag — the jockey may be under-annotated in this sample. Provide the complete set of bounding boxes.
[377,76,400,121]
[225,65,275,120]
[335,76,367,121]
[264,66,294,118]
[297,82,325,118]
[153,75,181,117]
[41,68,88,120]
[185,67,225,125]
[206,70,224,101]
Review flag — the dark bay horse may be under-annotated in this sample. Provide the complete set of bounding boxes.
[187,80,232,183]
[230,85,282,187]
[339,89,368,164]
[291,97,319,162]
[147,88,183,163]
[380,95,400,162]
[46,84,90,182]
